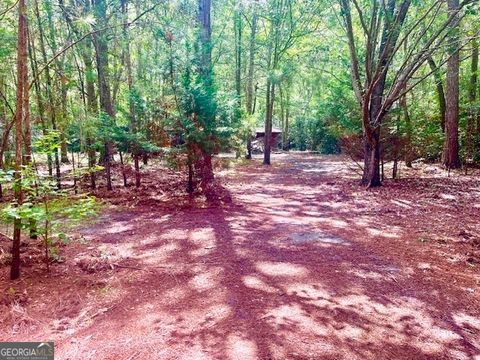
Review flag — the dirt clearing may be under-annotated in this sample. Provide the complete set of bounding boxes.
[1,154,479,359]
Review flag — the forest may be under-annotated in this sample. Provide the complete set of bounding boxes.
[0,0,480,358]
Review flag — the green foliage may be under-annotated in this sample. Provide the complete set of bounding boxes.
[34,131,62,155]
[0,146,100,264]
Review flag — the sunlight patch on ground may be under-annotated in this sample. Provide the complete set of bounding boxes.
[242,275,278,293]
[285,283,332,307]
[288,231,349,246]
[226,334,258,360]
[176,346,211,360]
[271,217,308,226]
[138,242,180,264]
[104,222,133,234]
[189,267,223,292]
[301,210,325,217]
[174,301,231,337]
[365,227,401,238]
[190,228,215,244]
[264,303,329,336]
[188,228,216,257]
[336,294,463,354]
[159,229,188,240]
[161,285,188,304]
[347,269,390,281]
[264,209,297,218]
[151,214,172,223]
[391,199,414,209]
[301,168,326,173]
[316,201,345,209]
[439,193,457,201]
[255,261,308,277]
[234,247,256,258]
[452,312,480,349]
[189,246,215,258]
[315,217,349,228]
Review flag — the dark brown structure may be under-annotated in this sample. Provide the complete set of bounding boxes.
[254,127,282,152]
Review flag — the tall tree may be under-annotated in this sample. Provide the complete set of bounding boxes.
[194,0,216,194]
[33,0,61,188]
[11,0,28,280]
[121,0,141,188]
[92,0,115,190]
[466,39,478,169]
[443,0,461,169]
[427,57,447,132]
[245,0,258,159]
[339,0,473,186]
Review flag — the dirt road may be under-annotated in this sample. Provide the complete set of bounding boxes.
[2,154,479,359]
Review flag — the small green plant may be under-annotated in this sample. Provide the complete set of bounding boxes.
[1,133,100,272]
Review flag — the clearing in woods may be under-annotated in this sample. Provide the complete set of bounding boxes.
[1,153,479,359]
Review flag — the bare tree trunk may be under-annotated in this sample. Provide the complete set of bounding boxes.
[23,27,32,166]
[122,0,141,188]
[361,129,381,187]
[28,23,53,176]
[400,92,413,167]
[427,57,447,133]
[0,77,6,200]
[60,0,97,187]
[466,38,478,174]
[11,0,27,280]
[93,0,115,191]
[234,1,242,108]
[264,80,275,165]
[245,0,258,160]
[284,94,290,151]
[119,151,128,187]
[442,0,461,169]
[60,93,70,164]
[33,0,61,188]
[246,0,257,115]
[44,0,64,186]
[84,40,98,189]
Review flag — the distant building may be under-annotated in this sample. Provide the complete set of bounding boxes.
[253,127,282,153]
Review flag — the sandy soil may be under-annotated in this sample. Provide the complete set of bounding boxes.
[1,153,479,360]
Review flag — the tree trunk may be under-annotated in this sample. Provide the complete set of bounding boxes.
[11,0,27,280]
[263,80,275,165]
[197,0,215,193]
[119,151,128,187]
[282,84,291,151]
[85,45,98,189]
[361,128,381,187]
[34,0,61,188]
[28,23,53,176]
[427,57,447,133]
[23,25,32,166]
[400,92,413,167]
[442,0,461,169]
[72,151,78,194]
[246,0,257,115]
[122,0,141,188]
[362,78,386,187]
[245,0,258,159]
[44,0,64,185]
[0,77,6,200]
[234,1,242,108]
[466,38,478,172]
[60,74,69,164]
[341,0,410,187]
[93,0,115,191]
